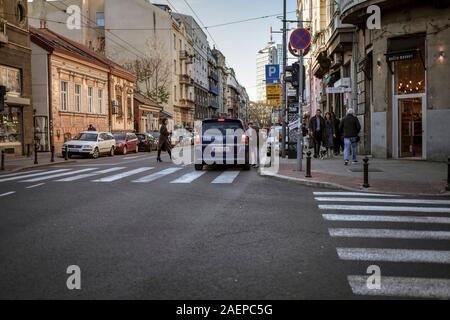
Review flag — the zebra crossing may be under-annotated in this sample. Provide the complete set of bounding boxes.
[314,191,450,299]
[0,166,244,185]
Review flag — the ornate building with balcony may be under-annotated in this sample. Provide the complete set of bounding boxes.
[0,0,33,156]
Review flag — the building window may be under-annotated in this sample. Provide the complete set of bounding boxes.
[394,57,426,95]
[98,89,104,114]
[174,85,177,101]
[174,60,177,74]
[96,12,105,27]
[174,34,177,49]
[88,87,94,113]
[0,66,21,96]
[17,3,25,24]
[60,81,68,111]
[75,84,82,112]
[127,97,132,118]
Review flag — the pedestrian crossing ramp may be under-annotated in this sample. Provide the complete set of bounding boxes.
[0,167,245,185]
[314,191,450,300]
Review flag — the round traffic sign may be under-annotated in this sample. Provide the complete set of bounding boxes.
[290,28,311,51]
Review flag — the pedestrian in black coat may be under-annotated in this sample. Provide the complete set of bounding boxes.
[157,118,172,162]
[309,109,326,158]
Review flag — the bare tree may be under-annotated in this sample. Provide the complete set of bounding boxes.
[123,39,171,104]
[247,102,273,128]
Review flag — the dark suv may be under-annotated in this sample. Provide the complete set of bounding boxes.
[194,119,250,171]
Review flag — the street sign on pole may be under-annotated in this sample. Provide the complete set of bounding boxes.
[265,64,280,85]
[266,84,282,106]
[290,28,311,51]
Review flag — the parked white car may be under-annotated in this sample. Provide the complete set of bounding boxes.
[63,131,116,159]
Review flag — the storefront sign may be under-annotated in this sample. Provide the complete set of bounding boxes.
[385,50,418,63]
[326,87,352,94]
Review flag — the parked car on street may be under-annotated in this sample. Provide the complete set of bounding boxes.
[114,132,139,155]
[136,133,158,152]
[63,131,116,159]
[194,118,250,171]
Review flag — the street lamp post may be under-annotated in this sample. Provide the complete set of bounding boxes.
[281,0,287,159]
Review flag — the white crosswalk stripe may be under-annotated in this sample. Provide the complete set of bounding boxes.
[322,214,450,225]
[0,169,71,183]
[315,191,450,299]
[56,167,126,182]
[347,276,450,299]
[20,168,98,183]
[329,228,450,240]
[0,170,44,179]
[132,168,182,183]
[316,197,450,205]
[313,192,400,197]
[93,167,154,182]
[211,171,240,184]
[337,248,450,264]
[171,171,206,184]
[318,204,450,213]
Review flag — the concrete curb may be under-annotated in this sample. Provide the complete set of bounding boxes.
[258,171,450,197]
[1,159,77,174]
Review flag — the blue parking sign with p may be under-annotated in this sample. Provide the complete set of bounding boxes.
[266,64,280,84]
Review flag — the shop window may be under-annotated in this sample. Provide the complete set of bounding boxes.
[394,57,425,95]
[0,107,23,145]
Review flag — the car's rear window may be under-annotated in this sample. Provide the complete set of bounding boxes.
[114,133,126,140]
[136,134,145,140]
[202,121,243,133]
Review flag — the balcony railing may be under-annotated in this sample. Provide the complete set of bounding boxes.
[179,50,194,64]
[179,74,194,86]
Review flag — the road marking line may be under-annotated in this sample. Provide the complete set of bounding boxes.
[0,170,44,179]
[0,191,15,197]
[319,205,450,213]
[133,168,182,183]
[26,183,45,189]
[347,276,450,299]
[329,228,450,240]
[0,169,71,183]
[211,171,240,184]
[336,248,450,264]
[316,197,450,205]
[313,192,399,197]
[20,169,97,183]
[322,214,450,225]
[93,167,154,182]
[56,167,126,182]
[123,156,143,160]
[171,171,206,184]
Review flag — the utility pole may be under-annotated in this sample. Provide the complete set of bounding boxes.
[296,9,304,171]
[281,0,287,158]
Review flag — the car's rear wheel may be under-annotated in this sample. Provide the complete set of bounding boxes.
[92,148,99,159]
[195,164,203,171]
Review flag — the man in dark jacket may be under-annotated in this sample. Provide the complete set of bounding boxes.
[339,108,361,165]
[309,109,326,158]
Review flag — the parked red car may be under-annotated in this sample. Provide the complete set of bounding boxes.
[114,132,139,155]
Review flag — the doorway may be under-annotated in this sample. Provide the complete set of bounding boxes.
[393,95,426,159]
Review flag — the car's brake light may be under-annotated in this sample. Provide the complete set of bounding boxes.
[194,135,201,145]
[241,134,249,145]
[217,118,225,122]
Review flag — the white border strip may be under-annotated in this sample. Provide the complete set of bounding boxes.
[337,248,450,264]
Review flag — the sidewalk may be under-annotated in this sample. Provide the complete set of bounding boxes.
[0,153,76,173]
[263,156,449,196]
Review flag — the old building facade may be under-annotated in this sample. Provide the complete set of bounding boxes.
[0,0,33,156]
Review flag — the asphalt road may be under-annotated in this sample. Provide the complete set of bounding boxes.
[1,152,449,300]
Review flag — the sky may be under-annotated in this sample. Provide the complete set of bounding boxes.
[159,0,298,101]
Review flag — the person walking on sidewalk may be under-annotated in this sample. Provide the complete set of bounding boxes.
[324,112,335,158]
[309,109,326,159]
[331,111,341,156]
[340,108,361,166]
[157,118,172,163]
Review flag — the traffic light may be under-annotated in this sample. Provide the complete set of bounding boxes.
[284,62,300,88]
[0,85,6,112]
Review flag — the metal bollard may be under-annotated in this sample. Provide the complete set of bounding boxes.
[51,145,55,163]
[34,145,38,165]
[1,150,4,171]
[305,151,312,178]
[447,156,450,192]
[65,146,68,161]
[363,156,370,188]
